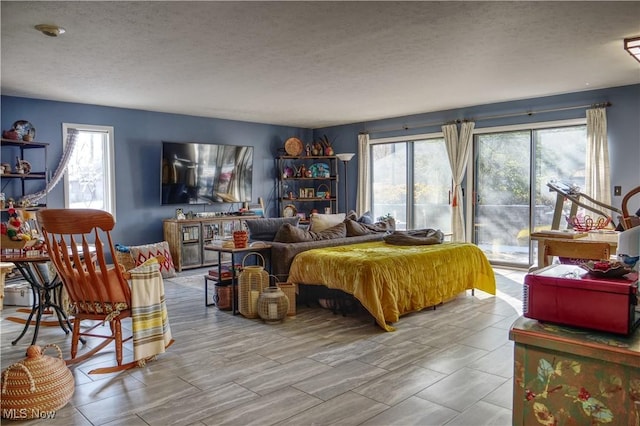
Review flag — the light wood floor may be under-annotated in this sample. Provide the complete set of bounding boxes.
[1,267,525,426]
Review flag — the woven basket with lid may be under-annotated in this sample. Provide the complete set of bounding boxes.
[1,344,75,419]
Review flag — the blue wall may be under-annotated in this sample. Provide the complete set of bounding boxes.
[314,84,640,214]
[2,84,638,244]
[1,96,311,244]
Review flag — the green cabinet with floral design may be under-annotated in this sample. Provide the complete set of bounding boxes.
[510,317,640,425]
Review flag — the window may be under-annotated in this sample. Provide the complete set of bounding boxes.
[370,134,452,232]
[63,123,116,216]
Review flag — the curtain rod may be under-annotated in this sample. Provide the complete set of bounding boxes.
[361,101,612,135]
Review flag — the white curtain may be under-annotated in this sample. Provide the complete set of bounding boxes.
[356,133,370,215]
[21,128,79,205]
[443,121,475,242]
[585,108,611,213]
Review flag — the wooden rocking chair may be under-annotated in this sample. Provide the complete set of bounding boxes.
[37,209,140,374]
[621,186,640,230]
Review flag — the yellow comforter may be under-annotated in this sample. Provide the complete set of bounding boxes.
[288,241,496,331]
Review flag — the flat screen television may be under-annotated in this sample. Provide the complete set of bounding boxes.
[161,141,253,205]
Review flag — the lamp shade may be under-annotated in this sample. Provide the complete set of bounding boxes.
[335,153,355,162]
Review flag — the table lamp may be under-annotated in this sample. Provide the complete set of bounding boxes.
[617,225,640,271]
[335,153,355,213]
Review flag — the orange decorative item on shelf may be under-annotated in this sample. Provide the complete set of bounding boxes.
[233,230,249,248]
[1,344,75,420]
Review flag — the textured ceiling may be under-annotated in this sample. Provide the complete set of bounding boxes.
[1,1,639,129]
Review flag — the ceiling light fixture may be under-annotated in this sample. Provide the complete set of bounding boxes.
[623,36,640,63]
[35,24,66,37]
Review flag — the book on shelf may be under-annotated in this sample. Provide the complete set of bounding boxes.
[208,267,232,280]
[208,264,241,280]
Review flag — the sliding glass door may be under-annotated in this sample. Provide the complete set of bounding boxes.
[473,131,531,265]
[472,124,586,267]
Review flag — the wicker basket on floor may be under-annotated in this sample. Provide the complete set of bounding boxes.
[1,344,75,420]
[278,282,297,316]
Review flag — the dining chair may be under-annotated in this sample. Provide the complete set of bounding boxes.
[542,239,611,268]
[36,208,136,374]
[621,186,640,230]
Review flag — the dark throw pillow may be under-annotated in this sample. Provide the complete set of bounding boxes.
[274,222,346,243]
[314,222,347,240]
[344,219,372,237]
[274,223,313,243]
[245,217,300,241]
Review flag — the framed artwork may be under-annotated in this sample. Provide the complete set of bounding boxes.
[305,188,315,198]
[297,212,306,221]
[299,188,307,198]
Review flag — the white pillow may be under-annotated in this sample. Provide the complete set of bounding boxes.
[309,213,346,232]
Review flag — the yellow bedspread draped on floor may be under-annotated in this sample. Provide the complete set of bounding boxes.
[288,241,496,331]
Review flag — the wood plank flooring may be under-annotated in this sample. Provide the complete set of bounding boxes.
[0,267,525,425]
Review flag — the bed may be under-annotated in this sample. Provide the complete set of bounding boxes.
[287,240,496,331]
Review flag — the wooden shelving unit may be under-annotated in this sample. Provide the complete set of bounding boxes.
[276,155,338,221]
[0,138,49,210]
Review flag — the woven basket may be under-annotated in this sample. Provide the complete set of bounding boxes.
[114,249,136,271]
[1,344,75,420]
[238,253,269,318]
[277,281,296,316]
[316,183,331,199]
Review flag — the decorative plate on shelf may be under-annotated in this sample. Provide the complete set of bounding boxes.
[283,204,297,218]
[580,260,632,278]
[309,163,330,178]
[284,137,303,156]
[12,120,36,141]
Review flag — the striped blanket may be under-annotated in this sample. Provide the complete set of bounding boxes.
[129,262,173,362]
